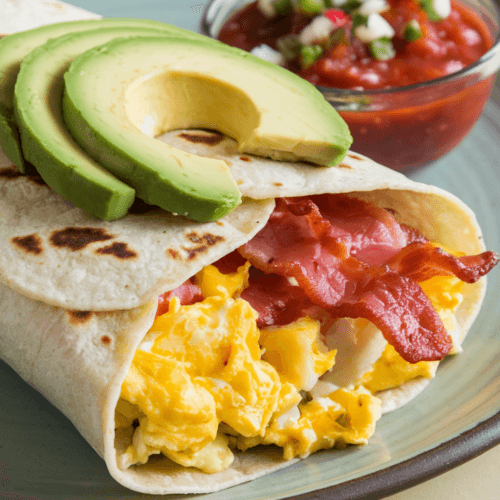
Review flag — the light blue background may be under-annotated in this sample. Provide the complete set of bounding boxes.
[68,0,207,32]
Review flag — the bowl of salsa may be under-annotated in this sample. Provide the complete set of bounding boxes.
[201,0,500,171]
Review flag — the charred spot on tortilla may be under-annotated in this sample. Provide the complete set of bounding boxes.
[274,182,283,187]
[12,234,43,255]
[67,310,93,325]
[101,335,112,346]
[239,156,252,162]
[183,232,225,260]
[178,130,224,146]
[167,249,180,260]
[347,153,363,161]
[96,242,137,259]
[337,163,353,169]
[0,166,21,179]
[50,227,113,251]
[0,166,47,185]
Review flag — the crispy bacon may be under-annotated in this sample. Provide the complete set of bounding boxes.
[156,278,203,317]
[239,197,363,309]
[307,194,408,266]
[239,194,497,363]
[386,241,499,283]
[214,250,247,274]
[240,268,317,327]
[332,273,452,363]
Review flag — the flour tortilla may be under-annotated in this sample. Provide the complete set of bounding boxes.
[0,130,488,493]
[0,129,486,312]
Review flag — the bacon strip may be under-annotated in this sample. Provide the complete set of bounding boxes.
[332,273,452,363]
[156,278,203,317]
[240,269,316,327]
[239,197,364,309]
[239,194,497,363]
[308,194,408,266]
[387,241,499,283]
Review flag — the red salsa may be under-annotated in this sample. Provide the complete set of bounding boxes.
[218,0,492,89]
[217,0,496,171]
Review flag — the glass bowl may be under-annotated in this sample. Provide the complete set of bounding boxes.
[201,0,500,172]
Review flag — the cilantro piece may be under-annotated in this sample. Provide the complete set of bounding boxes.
[420,0,444,21]
[276,34,302,60]
[300,44,324,68]
[351,12,368,32]
[273,0,294,15]
[335,413,350,428]
[369,37,396,60]
[403,19,422,41]
[296,0,326,16]
[341,0,362,13]
[326,27,348,49]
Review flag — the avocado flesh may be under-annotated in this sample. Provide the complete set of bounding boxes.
[0,18,209,171]
[63,62,242,221]
[62,37,351,221]
[64,36,352,173]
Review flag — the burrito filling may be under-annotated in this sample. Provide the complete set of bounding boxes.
[115,194,497,473]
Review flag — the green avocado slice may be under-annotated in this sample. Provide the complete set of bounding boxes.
[0,104,24,169]
[13,26,219,221]
[62,36,352,221]
[0,18,209,171]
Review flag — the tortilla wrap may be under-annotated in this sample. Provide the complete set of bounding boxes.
[0,127,489,493]
[0,129,486,312]
[0,4,492,493]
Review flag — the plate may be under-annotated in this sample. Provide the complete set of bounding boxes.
[1,2,500,499]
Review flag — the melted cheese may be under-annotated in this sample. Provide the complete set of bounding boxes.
[118,263,380,473]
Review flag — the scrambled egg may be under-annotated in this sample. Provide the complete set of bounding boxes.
[116,262,464,474]
[116,263,380,473]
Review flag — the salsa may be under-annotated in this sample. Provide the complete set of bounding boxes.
[217,0,496,171]
[218,0,493,89]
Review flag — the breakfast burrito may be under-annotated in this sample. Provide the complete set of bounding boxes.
[1,128,498,493]
[0,6,498,495]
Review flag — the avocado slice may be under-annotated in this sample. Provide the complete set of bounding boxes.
[62,36,352,221]
[13,26,219,221]
[14,29,172,220]
[0,104,24,169]
[65,36,352,168]
[0,18,208,171]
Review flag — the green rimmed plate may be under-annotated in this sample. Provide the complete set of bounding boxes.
[0,1,499,497]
